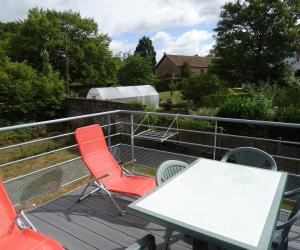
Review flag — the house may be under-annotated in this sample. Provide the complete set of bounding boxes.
[155,53,213,79]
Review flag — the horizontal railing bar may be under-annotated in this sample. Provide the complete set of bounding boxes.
[0,110,121,132]
[123,121,300,146]
[123,122,216,136]
[123,143,200,160]
[0,121,122,151]
[0,132,122,168]
[127,132,300,163]
[217,133,300,146]
[4,143,121,183]
[121,110,300,129]
[3,156,82,183]
[272,155,300,162]
[0,145,78,168]
[0,132,75,151]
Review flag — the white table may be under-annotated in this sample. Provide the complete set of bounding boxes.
[128,158,287,250]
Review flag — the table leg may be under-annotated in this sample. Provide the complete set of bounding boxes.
[192,239,208,250]
[163,228,172,250]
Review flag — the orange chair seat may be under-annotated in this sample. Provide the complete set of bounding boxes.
[1,227,64,250]
[102,175,156,197]
[0,176,64,250]
[75,124,156,197]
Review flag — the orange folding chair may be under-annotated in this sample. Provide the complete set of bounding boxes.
[75,124,156,215]
[0,177,64,250]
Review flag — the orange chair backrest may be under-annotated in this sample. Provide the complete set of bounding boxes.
[0,177,19,244]
[75,124,122,179]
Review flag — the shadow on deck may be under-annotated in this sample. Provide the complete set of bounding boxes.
[28,186,300,250]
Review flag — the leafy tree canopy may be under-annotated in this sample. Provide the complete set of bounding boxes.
[135,36,157,73]
[118,53,157,86]
[210,0,300,86]
[6,8,118,86]
[180,73,225,107]
[0,57,66,123]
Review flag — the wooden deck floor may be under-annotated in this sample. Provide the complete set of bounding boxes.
[28,186,300,250]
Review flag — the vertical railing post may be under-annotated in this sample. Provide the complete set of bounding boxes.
[213,121,218,160]
[107,114,111,151]
[276,137,282,165]
[130,113,135,172]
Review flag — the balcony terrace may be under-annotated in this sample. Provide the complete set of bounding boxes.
[1,110,300,249]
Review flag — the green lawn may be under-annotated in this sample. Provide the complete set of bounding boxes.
[159,90,182,104]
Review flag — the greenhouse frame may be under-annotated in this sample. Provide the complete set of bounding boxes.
[86,85,159,108]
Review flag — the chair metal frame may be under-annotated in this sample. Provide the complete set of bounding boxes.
[77,169,135,215]
[75,124,156,215]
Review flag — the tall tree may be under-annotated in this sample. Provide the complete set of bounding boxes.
[135,36,157,73]
[118,54,156,86]
[7,8,118,87]
[210,0,300,86]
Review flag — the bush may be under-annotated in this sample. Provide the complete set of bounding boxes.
[180,73,226,107]
[278,106,300,123]
[0,58,65,123]
[155,78,183,92]
[218,91,277,121]
[274,87,300,108]
[178,118,214,131]
[217,96,248,119]
[201,93,250,108]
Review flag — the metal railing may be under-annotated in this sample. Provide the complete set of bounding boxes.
[0,109,300,206]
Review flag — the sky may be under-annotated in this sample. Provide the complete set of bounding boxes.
[0,0,229,61]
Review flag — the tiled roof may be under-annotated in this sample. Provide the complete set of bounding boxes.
[164,54,213,68]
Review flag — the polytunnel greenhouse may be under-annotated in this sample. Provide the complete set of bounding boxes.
[86,85,159,108]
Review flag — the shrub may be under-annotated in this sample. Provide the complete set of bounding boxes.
[217,96,248,119]
[278,106,300,123]
[0,58,65,123]
[180,73,226,107]
[201,93,250,108]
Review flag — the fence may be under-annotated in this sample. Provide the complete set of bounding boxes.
[0,110,300,206]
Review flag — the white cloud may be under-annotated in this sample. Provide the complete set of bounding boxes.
[0,0,229,35]
[152,29,213,61]
[109,39,135,55]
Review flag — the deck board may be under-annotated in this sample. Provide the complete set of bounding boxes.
[29,186,300,250]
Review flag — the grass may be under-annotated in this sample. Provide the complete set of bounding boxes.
[0,137,78,180]
[159,90,182,104]
[16,176,91,211]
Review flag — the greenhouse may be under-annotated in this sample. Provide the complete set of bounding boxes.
[86,85,159,108]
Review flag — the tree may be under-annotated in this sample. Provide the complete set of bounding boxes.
[135,36,156,73]
[118,54,156,86]
[7,8,118,87]
[169,73,178,97]
[180,73,224,107]
[210,0,300,86]
[181,62,190,78]
[0,57,65,122]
